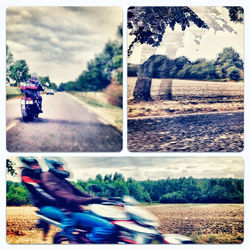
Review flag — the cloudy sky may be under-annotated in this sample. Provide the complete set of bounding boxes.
[8,157,243,182]
[6,7,122,84]
[128,6,244,64]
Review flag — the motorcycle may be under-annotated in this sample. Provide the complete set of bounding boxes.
[20,84,40,122]
[36,195,195,244]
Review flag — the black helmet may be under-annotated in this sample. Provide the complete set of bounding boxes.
[44,157,70,178]
[19,157,42,176]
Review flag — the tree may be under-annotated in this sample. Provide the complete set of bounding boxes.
[214,47,243,80]
[128,7,209,56]
[9,59,29,85]
[128,7,244,101]
[225,7,244,23]
[6,159,17,176]
[7,183,30,206]
[228,67,241,81]
[58,82,67,91]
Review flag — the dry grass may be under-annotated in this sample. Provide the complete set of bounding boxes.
[128,77,244,118]
[7,204,243,244]
[128,99,244,118]
[6,206,59,244]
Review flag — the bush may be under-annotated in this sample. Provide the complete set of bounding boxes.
[6,184,30,206]
[104,82,123,107]
[228,68,241,81]
[159,191,186,203]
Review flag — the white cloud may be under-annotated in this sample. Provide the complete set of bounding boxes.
[7,157,243,182]
[6,7,122,84]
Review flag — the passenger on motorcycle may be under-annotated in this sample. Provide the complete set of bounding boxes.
[20,73,44,113]
[19,157,75,241]
[42,157,115,243]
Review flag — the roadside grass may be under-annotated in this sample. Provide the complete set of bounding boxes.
[69,91,122,132]
[6,86,22,99]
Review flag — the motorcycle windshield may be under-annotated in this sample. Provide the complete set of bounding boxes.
[88,204,129,220]
[124,205,159,227]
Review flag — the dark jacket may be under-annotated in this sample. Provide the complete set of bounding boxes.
[21,169,57,208]
[41,171,101,212]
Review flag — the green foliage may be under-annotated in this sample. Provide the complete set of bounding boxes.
[9,59,29,84]
[128,7,243,56]
[128,7,209,55]
[6,174,243,206]
[6,44,55,88]
[6,183,31,206]
[58,83,67,91]
[225,7,244,23]
[128,63,140,77]
[6,159,17,176]
[39,76,57,90]
[69,40,122,91]
[63,24,123,92]
[160,191,186,203]
[130,47,243,82]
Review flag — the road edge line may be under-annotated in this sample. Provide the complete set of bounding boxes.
[6,121,17,132]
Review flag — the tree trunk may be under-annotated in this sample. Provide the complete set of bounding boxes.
[133,77,152,101]
[159,79,173,100]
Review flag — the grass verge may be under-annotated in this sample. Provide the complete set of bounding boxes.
[68,91,122,132]
[6,87,22,100]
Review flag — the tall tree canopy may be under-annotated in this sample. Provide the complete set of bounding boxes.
[128,6,243,56]
[128,7,209,56]
[9,59,29,84]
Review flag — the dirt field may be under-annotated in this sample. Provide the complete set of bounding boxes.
[6,204,243,244]
[128,77,244,118]
[146,204,243,244]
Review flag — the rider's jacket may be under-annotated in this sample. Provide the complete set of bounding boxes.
[41,171,101,212]
[20,78,44,92]
[21,168,57,208]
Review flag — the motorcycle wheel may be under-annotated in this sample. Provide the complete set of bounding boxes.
[53,232,71,244]
[22,116,29,122]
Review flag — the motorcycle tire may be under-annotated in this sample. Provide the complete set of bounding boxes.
[53,232,71,244]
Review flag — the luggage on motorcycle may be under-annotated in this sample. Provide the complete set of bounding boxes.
[20,81,39,91]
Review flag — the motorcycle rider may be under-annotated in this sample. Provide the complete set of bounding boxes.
[19,157,76,241]
[41,157,115,243]
[21,73,44,113]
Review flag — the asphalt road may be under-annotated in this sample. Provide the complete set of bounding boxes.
[128,112,244,152]
[6,92,122,152]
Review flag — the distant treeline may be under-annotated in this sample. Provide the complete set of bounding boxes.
[128,47,243,82]
[58,25,123,92]
[7,173,243,206]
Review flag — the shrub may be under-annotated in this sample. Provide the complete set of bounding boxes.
[104,82,123,107]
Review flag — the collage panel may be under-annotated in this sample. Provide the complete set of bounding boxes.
[6,6,123,152]
[6,156,243,244]
[127,6,244,152]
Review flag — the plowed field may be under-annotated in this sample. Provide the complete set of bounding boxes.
[6,204,243,244]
